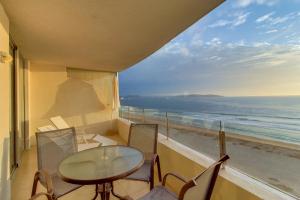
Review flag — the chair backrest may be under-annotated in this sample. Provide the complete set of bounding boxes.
[36,127,78,175]
[128,123,158,159]
[179,155,229,200]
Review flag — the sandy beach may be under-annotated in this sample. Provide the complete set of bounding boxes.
[128,114,300,198]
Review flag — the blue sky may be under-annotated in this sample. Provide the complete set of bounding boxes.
[120,0,300,97]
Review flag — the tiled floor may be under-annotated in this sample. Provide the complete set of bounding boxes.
[11,135,150,200]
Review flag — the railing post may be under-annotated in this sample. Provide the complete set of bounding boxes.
[219,121,226,158]
[143,108,145,122]
[127,106,130,121]
[166,112,169,140]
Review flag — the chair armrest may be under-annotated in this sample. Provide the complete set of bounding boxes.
[162,172,188,186]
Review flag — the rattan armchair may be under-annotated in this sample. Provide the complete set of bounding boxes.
[30,128,82,200]
[136,155,229,200]
[125,123,162,190]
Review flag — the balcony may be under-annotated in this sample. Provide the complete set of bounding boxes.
[1,1,299,200]
[9,117,297,200]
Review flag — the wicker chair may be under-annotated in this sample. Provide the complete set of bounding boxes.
[30,127,82,200]
[125,123,162,189]
[136,155,229,200]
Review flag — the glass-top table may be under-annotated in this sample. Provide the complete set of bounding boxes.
[58,145,144,200]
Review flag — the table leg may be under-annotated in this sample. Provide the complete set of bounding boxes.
[92,185,99,200]
[94,183,112,200]
[93,182,131,200]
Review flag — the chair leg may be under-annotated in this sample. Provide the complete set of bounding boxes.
[31,172,40,197]
[150,163,155,190]
[156,156,162,182]
[150,178,154,190]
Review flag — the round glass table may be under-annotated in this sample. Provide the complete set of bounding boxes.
[58,145,144,200]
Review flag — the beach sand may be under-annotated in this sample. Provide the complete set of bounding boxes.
[128,114,300,198]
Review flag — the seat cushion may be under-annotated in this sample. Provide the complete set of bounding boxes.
[138,186,178,200]
[126,161,151,181]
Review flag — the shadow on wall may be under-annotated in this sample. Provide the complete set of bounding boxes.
[0,138,10,200]
[75,119,118,135]
[44,78,105,123]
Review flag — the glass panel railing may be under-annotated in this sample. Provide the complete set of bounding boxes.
[119,106,220,160]
[167,114,220,160]
[119,105,300,198]
[223,121,300,198]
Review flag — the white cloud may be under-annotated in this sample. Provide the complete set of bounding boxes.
[158,41,191,57]
[227,40,246,48]
[253,42,271,47]
[265,29,278,34]
[232,12,251,26]
[236,0,279,7]
[256,12,275,23]
[256,12,299,26]
[209,12,250,28]
[208,20,231,28]
[271,16,290,25]
[190,33,204,47]
[206,38,222,47]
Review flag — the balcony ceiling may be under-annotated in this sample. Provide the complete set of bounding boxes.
[1,0,224,72]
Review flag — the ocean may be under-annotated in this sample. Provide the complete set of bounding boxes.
[121,95,300,145]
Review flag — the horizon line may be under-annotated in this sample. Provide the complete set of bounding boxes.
[120,94,300,98]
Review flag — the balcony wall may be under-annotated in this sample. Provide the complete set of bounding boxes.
[117,118,261,200]
[27,64,119,146]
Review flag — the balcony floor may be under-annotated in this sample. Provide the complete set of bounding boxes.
[12,135,149,200]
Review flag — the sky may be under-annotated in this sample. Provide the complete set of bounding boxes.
[119,0,300,97]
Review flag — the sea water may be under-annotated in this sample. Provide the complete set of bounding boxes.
[121,95,300,144]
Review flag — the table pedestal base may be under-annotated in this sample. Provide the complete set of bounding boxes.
[92,182,131,200]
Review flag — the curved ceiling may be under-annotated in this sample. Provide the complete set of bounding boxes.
[1,0,224,72]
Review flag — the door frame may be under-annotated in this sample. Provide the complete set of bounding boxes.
[9,39,18,173]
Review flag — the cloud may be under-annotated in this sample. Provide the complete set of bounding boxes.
[120,42,300,96]
[208,20,231,28]
[190,33,204,47]
[236,0,279,7]
[209,12,250,28]
[265,29,278,34]
[253,42,271,47]
[206,37,222,46]
[208,56,222,61]
[158,41,191,57]
[232,12,251,26]
[256,12,299,26]
[256,12,275,23]
[227,40,246,48]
